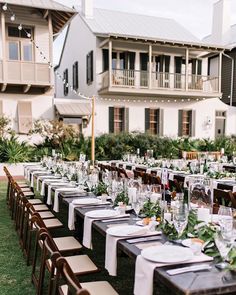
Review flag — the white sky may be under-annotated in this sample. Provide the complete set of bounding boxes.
[54,0,236,64]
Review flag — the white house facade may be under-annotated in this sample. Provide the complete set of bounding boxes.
[54,0,236,139]
[0,0,75,134]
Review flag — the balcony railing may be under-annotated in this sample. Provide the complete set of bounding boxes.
[0,60,51,86]
[99,69,219,93]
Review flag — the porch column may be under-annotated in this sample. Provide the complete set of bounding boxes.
[135,51,140,88]
[1,12,6,82]
[185,48,189,91]
[108,40,112,87]
[148,44,152,89]
[218,51,222,94]
[48,12,53,86]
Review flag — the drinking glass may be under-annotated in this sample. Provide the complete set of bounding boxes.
[218,206,233,234]
[132,200,141,220]
[215,230,234,269]
[173,203,189,238]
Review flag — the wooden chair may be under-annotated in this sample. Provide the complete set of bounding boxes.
[32,227,98,295]
[213,189,236,214]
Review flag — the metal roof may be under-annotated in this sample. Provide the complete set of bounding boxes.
[0,0,75,13]
[55,102,91,117]
[0,1,77,34]
[82,8,202,45]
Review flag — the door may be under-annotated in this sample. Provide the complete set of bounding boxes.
[215,111,226,137]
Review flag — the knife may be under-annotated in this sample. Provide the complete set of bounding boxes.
[166,264,212,276]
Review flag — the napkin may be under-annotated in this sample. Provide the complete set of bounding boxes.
[134,253,213,295]
[105,228,158,276]
[53,187,81,212]
[30,170,47,187]
[36,174,58,192]
[82,214,129,249]
[41,178,64,196]
[46,182,70,205]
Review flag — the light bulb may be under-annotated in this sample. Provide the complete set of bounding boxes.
[18,24,22,31]
[2,3,7,11]
[27,32,31,38]
[10,14,15,21]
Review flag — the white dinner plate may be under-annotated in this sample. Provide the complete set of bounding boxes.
[85,209,119,219]
[107,225,148,237]
[72,198,101,205]
[141,245,194,264]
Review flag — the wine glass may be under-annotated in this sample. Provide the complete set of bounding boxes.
[132,199,141,220]
[173,203,189,238]
[218,206,233,233]
[215,230,235,269]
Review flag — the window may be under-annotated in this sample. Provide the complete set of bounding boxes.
[178,109,195,137]
[145,108,160,135]
[109,107,129,134]
[86,51,93,84]
[7,25,33,62]
[72,61,79,91]
[63,69,68,96]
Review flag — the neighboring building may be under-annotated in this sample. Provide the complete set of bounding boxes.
[204,0,236,107]
[55,0,236,139]
[0,0,75,134]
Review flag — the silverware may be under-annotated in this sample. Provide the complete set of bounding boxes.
[166,264,212,276]
[126,236,162,244]
[101,218,130,223]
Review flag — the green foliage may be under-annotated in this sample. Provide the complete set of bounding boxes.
[92,181,108,196]
[0,136,33,163]
[114,190,129,206]
[140,198,161,218]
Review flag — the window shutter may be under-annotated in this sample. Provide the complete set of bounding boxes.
[86,53,89,84]
[109,107,114,133]
[91,51,94,82]
[165,56,170,73]
[192,59,196,75]
[175,57,182,74]
[178,110,183,136]
[102,49,109,71]
[145,108,150,132]
[125,108,129,132]
[129,52,135,70]
[190,110,196,137]
[0,100,2,116]
[197,60,202,75]
[159,109,164,136]
[18,101,32,134]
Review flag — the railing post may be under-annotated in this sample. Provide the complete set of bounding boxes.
[185,48,189,91]
[148,44,152,89]
[108,40,112,87]
[218,51,222,94]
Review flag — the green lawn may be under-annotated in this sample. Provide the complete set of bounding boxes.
[0,181,35,295]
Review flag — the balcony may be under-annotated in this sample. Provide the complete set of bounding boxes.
[0,60,52,92]
[98,69,220,98]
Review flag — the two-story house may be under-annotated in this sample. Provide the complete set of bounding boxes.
[55,0,236,139]
[0,0,75,134]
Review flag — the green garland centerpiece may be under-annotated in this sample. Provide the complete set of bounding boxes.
[92,181,108,196]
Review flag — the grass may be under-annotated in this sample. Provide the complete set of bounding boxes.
[0,181,35,295]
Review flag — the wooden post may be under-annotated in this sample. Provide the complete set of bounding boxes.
[148,44,152,89]
[108,40,112,87]
[91,96,95,164]
[185,48,189,91]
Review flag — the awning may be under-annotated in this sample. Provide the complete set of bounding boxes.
[55,102,92,118]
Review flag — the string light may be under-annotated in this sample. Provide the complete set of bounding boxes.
[2,2,209,104]
[2,3,7,11]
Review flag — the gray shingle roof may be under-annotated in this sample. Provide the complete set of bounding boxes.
[0,0,75,13]
[81,8,200,44]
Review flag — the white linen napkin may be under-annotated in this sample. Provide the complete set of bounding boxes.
[105,229,159,276]
[67,201,110,230]
[36,174,57,192]
[46,182,69,205]
[134,253,213,295]
[30,170,47,187]
[53,187,81,212]
[82,214,129,249]
[40,178,64,196]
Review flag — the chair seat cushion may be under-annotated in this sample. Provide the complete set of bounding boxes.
[60,281,118,295]
[33,204,49,212]
[28,199,42,205]
[53,236,82,252]
[47,255,98,275]
[38,211,55,219]
[43,218,63,228]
